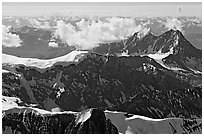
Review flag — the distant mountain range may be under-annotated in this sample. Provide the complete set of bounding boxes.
[2,16,202,60]
[94,29,202,72]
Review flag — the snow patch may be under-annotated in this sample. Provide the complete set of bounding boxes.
[2,50,88,69]
[2,96,22,110]
[56,87,65,98]
[120,50,129,57]
[53,83,57,88]
[146,51,172,60]
[144,47,186,72]
[188,67,202,74]
[155,58,186,71]
[48,42,59,48]
[125,114,165,121]
[75,109,92,124]
[2,69,10,73]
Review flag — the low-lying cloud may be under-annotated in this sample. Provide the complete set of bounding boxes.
[54,17,149,50]
[164,18,184,33]
[29,19,51,29]
[2,25,22,48]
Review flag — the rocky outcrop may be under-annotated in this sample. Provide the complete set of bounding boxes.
[2,107,118,134]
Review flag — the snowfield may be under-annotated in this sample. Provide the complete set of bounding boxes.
[144,49,188,72]
[2,96,22,111]
[2,96,78,115]
[105,110,202,134]
[2,50,88,69]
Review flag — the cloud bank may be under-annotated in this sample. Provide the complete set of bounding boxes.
[29,19,51,29]
[54,17,149,50]
[164,18,184,33]
[2,25,22,48]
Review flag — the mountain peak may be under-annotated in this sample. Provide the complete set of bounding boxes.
[137,28,151,39]
[165,29,183,37]
[127,28,155,42]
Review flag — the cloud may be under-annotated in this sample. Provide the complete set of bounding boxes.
[54,17,149,50]
[2,25,22,48]
[48,42,59,48]
[29,19,51,29]
[164,18,184,33]
[15,19,20,26]
[137,28,150,39]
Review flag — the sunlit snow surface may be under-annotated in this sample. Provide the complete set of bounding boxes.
[75,109,92,124]
[2,50,88,69]
[2,96,77,115]
[105,110,202,134]
[147,52,171,60]
[144,48,187,72]
[2,69,10,73]
[2,96,22,110]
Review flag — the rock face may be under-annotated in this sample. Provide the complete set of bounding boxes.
[2,52,202,119]
[2,107,118,134]
[2,106,201,134]
[94,29,202,72]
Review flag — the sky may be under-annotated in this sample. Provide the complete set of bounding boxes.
[2,2,202,18]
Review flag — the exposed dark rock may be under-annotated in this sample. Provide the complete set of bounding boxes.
[94,29,202,72]
[2,52,201,119]
[2,108,118,134]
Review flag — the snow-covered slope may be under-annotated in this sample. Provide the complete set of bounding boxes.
[142,49,188,72]
[2,96,22,111]
[2,50,88,69]
[105,110,202,134]
[2,96,78,115]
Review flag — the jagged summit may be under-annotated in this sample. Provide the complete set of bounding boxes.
[128,28,154,40]
[93,28,202,72]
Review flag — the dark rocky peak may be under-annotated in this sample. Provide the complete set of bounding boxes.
[125,28,156,43]
[67,108,118,134]
[153,29,187,54]
[157,29,186,43]
[2,107,118,134]
[125,31,140,44]
[93,29,158,55]
[158,29,201,58]
[94,28,201,56]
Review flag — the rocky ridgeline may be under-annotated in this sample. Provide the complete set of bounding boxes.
[2,108,118,134]
[2,107,202,134]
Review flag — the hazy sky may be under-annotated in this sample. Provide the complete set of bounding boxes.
[2,2,202,18]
